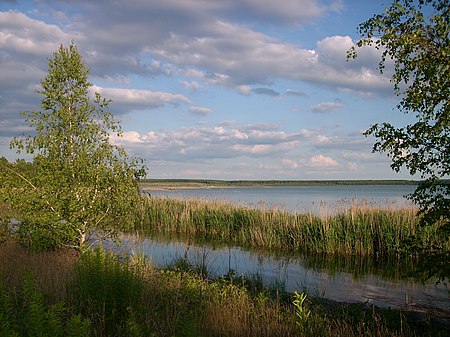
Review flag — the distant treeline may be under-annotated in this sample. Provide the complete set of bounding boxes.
[140,178,425,187]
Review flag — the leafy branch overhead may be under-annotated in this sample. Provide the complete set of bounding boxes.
[3,42,147,251]
[351,0,449,280]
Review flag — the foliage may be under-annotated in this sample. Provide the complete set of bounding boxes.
[0,273,91,337]
[293,291,311,332]
[71,248,145,337]
[350,0,450,281]
[1,43,146,250]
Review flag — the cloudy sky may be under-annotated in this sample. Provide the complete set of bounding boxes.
[0,0,418,180]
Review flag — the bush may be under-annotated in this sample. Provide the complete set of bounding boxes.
[71,248,144,337]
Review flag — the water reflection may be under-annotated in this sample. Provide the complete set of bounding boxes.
[93,232,449,312]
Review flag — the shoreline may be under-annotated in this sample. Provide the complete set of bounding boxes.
[139,179,422,191]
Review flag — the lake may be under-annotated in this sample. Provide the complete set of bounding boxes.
[144,184,418,215]
[102,184,448,312]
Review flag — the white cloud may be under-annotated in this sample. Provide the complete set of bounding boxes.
[314,135,332,143]
[2,0,395,97]
[0,2,407,180]
[0,11,71,56]
[347,162,360,171]
[282,158,300,169]
[309,154,338,167]
[112,124,307,162]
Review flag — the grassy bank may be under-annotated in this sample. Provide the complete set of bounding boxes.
[0,239,445,337]
[138,196,442,258]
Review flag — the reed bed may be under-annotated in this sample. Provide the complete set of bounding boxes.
[138,196,441,258]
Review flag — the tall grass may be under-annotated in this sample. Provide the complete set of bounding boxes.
[138,196,443,258]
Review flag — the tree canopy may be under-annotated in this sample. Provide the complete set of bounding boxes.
[2,43,146,251]
[351,0,449,280]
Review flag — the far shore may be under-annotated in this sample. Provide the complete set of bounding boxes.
[139,178,420,191]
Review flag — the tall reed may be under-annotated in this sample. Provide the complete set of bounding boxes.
[138,196,443,258]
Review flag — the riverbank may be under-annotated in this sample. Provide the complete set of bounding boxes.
[0,238,447,337]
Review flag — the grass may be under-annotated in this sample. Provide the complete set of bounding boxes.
[1,239,446,337]
[138,196,443,259]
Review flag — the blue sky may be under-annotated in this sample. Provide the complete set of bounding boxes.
[0,0,419,180]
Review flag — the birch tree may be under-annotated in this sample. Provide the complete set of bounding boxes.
[4,42,146,251]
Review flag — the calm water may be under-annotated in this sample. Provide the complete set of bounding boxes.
[145,184,417,215]
[96,234,449,311]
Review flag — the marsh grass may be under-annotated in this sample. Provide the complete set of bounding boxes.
[139,196,442,258]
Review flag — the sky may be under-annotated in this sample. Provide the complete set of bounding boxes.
[0,0,419,180]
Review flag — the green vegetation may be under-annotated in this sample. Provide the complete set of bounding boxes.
[350,0,449,281]
[0,239,445,337]
[138,196,446,259]
[0,43,145,251]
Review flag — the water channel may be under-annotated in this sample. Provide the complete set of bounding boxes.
[96,232,448,312]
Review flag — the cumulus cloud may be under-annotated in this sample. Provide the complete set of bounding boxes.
[282,158,300,169]
[112,125,309,162]
[105,123,400,179]
[0,11,71,57]
[216,0,335,25]
[153,26,391,94]
[44,0,342,33]
[309,154,338,167]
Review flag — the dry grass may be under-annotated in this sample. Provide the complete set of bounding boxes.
[0,238,78,303]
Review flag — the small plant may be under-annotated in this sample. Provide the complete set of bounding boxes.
[293,291,311,332]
